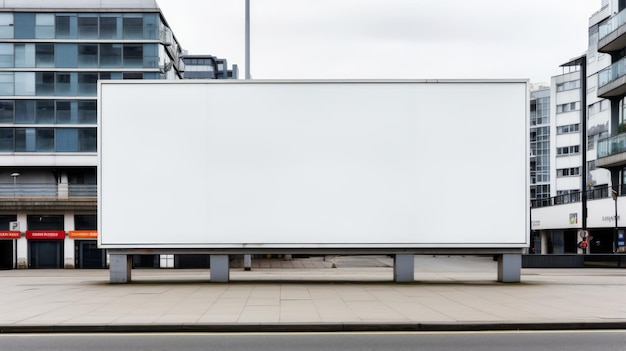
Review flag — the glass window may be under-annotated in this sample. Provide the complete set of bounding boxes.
[15,100,35,123]
[14,44,35,67]
[14,13,35,39]
[35,14,55,39]
[36,128,54,151]
[55,72,76,96]
[123,72,142,80]
[0,13,14,38]
[123,15,143,39]
[99,72,122,80]
[55,43,77,68]
[0,43,13,67]
[100,44,122,67]
[143,13,158,39]
[56,14,77,39]
[56,101,77,124]
[123,44,143,67]
[143,44,158,68]
[78,128,96,151]
[78,101,97,124]
[0,101,14,123]
[77,15,98,39]
[78,44,98,67]
[35,72,55,96]
[15,72,35,96]
[75,214,97,229]
[15,128,35,151]
[36,100,55,124]
[143,72,160,80]
[99,15,120,39]
[55,15,70,38]
[0,73,13,95]
[0,128,13,151]
[78,73,98,96]
[35,44,54,67]
[55,128,78,152]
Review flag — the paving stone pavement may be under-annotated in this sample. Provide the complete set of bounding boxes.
[0,255,625,332]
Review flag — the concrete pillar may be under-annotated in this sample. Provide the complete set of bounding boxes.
[210,255,230,282]
[540,230,549,254]
[394,254,415,282]
[58,172,69,199]
[110,254,132,283]
[16,212,27,268]
[243,254,251,271]
[16,235,27,269]
[497,254,521,283]
[63,212,74,268]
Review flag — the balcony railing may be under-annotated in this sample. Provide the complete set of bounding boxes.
[599,9,626,40]
[597,133,626,158]
[598,57,626,89]
[0,183,96,198]
[531,185,616,208]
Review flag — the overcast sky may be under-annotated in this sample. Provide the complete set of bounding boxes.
[156,0,601,84]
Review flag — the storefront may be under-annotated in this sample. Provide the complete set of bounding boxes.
[70,230,105,269]
[0,215,18,270]
[0,231,19,269]
[26,230,65,268]
[26,215,65,269]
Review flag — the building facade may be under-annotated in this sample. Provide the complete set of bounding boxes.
[531,0,626,254]
[0,0,187,269]
[530,87,551,203]
[183,54,238,80]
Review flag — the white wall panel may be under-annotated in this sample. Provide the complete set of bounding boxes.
[531,203,582,230]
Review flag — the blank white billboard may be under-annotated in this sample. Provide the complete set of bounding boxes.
[98,80,528,249]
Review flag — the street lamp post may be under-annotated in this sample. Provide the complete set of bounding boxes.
[612,186,618,253]
[244,0,252,270]
[10,172,19,198]
[245,0,250,79]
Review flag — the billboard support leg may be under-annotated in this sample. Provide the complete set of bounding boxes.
[497,254,521,283]
[394,254,414,282]
[110,254,132,283]
[210,255,230,282]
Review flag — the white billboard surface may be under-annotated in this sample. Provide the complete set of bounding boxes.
[98,80,528,249]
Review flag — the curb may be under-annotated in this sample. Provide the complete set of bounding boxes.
[2,322,626,334]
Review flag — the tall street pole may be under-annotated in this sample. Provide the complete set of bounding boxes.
[245,0,251,79]
[244,0,252,270]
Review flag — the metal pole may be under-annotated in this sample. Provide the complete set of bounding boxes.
[612,187,618,253]
[245,0,251,80]
[244,0,252,270]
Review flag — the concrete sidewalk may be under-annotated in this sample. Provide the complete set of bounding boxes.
[1,255,625,333]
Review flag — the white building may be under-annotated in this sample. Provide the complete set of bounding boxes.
[531,0,626,255]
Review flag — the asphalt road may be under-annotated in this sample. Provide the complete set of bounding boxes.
[1,331,625,351]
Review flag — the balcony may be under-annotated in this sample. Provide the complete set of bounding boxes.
[597,57,626,98]
[530,185,613,209]
[598,9,626,53]
[597,133,626,168]
[0,183,96,211]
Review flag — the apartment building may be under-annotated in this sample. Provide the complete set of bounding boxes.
[531,0,626,255]
[0,0,186,269]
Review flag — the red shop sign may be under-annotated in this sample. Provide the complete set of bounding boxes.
[0,231,20,239]
[26,230,66,240]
